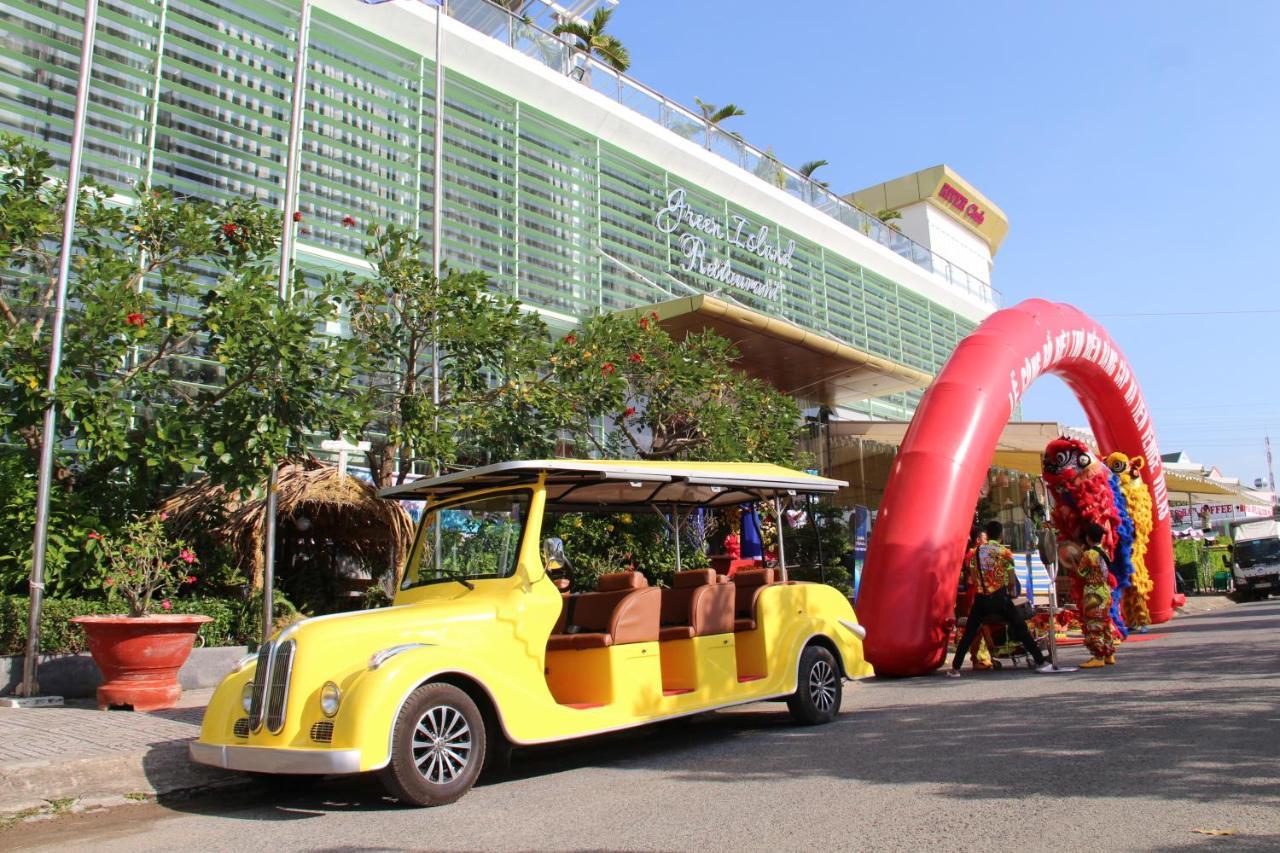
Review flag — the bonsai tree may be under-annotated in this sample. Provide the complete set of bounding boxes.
[553,6,631,72]
[876,208,903,231]
[88,513,198,617]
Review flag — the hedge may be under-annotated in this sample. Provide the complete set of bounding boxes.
[0,595,246,655]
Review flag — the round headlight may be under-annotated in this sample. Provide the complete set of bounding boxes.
[240,681,254,714]
[320,681,341,717]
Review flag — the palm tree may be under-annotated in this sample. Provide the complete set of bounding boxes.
[799,159,829,188]
[695,97,746,127]
[553,7,631,73]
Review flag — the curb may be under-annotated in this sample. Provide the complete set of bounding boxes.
[0,737,244,816]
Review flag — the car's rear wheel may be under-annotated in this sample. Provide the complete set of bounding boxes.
[787,644,842,725]
[380,682,485,807]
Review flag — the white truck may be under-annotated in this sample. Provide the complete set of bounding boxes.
[1228,518,1280,601]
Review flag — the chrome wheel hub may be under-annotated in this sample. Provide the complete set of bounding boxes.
[808,659,837,712]
[411,705,472,785]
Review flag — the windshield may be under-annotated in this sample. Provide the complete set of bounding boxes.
[1234,537,1280,568]
[402,491,530,589]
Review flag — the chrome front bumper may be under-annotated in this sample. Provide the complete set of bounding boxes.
[189,741,362,775]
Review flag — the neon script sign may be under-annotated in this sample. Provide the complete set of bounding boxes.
[938,182,986,227]
[654,187,793,301]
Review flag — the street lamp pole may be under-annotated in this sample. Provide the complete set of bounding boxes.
[13,0,101,705]
[430,0,447,473]
[261,0,312,644]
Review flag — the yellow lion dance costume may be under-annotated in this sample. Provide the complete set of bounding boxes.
[1106,452,1153,628]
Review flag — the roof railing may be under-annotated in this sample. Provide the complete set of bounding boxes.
[444,0,1001,307]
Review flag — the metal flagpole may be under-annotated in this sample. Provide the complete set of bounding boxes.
[261,0,312,644]
[430,0,446,474]
[11,0,102,706]
[1038,487,1076,673]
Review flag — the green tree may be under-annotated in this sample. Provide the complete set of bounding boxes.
[548,311,803,465]
[348,226,562,485]
[553,6,631,72]
[0,136,368,592]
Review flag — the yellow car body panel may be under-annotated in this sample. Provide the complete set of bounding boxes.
[192,474,871,775]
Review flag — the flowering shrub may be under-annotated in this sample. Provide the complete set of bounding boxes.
[87,514,198,617]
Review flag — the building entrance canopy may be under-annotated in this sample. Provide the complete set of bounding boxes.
[624,295,933,407]
[828,420,1241,498]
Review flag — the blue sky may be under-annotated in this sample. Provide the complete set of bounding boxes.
[610,0,1280,486]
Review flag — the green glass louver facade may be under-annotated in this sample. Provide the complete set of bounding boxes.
[1,0,980,419]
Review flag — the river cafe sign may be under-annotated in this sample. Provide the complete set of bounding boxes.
[654,186,793,301]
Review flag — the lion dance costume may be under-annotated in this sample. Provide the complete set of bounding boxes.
[1074,543,1117,665]
[1106,452,1154,628]
[1042,437,1126,661]
[1041,438,1120,555]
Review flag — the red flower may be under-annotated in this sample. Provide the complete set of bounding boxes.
[638,316,649,330]
[161,599,172,611]
[601,362,615,376]
[623,406,636,417]
[185,575,197,585]
[87,531,103,541]
[159,511,169,521]
[104,578,113,586]
[126,312,146,328]
[341,215,357,227]
[179,549,196,564]
[221,222,240,237]
[627,352,643,363]
[292,211,303,222]
[562,333,577,346]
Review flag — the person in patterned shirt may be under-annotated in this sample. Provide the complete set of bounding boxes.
[947,520,1053,677]
[1075,522,1117,668]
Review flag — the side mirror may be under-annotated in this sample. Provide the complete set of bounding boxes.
[541,537,569,571]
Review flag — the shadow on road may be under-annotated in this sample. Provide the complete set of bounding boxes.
[148,597,1279,825]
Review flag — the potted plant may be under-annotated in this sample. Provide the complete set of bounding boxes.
[71,513,211,711]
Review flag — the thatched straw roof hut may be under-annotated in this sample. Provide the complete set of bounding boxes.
[160,458,415,592]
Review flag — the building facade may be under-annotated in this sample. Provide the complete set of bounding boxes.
[1,0,1002,421]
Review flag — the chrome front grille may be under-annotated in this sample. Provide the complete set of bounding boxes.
[233,718,250,738]
[310,721,334,743]
[264,639,295,733]
[247,640,274,731]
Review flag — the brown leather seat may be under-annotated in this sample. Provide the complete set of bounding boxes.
[732,568,776,632]
[659,569,736,641]
[547,571,660,651]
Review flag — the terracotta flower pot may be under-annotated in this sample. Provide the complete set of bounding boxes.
[70,614,213,711]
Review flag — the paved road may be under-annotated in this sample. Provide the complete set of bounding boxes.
[9,598,1279,852]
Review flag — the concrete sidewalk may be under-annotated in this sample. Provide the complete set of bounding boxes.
[0,688,238,816]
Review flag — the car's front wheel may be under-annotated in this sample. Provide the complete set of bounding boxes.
[787,644,842,725]
[380,682,486,807]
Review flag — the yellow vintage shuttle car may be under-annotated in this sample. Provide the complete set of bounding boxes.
[191,460,872,806]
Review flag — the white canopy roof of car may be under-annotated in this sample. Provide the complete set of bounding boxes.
[378,460,847,510]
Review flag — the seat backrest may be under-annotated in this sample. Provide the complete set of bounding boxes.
[564,571,659,644]
[733,568,776,619]
[596,571,647,592]
[660,569,716,627]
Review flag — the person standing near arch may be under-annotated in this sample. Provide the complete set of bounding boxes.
[1075,522,1118,668]
[947,520,1053,677]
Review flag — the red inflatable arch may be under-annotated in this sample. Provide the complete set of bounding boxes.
[857,299,1173,677]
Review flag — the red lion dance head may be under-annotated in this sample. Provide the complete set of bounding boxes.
[1042,437,1120,556]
